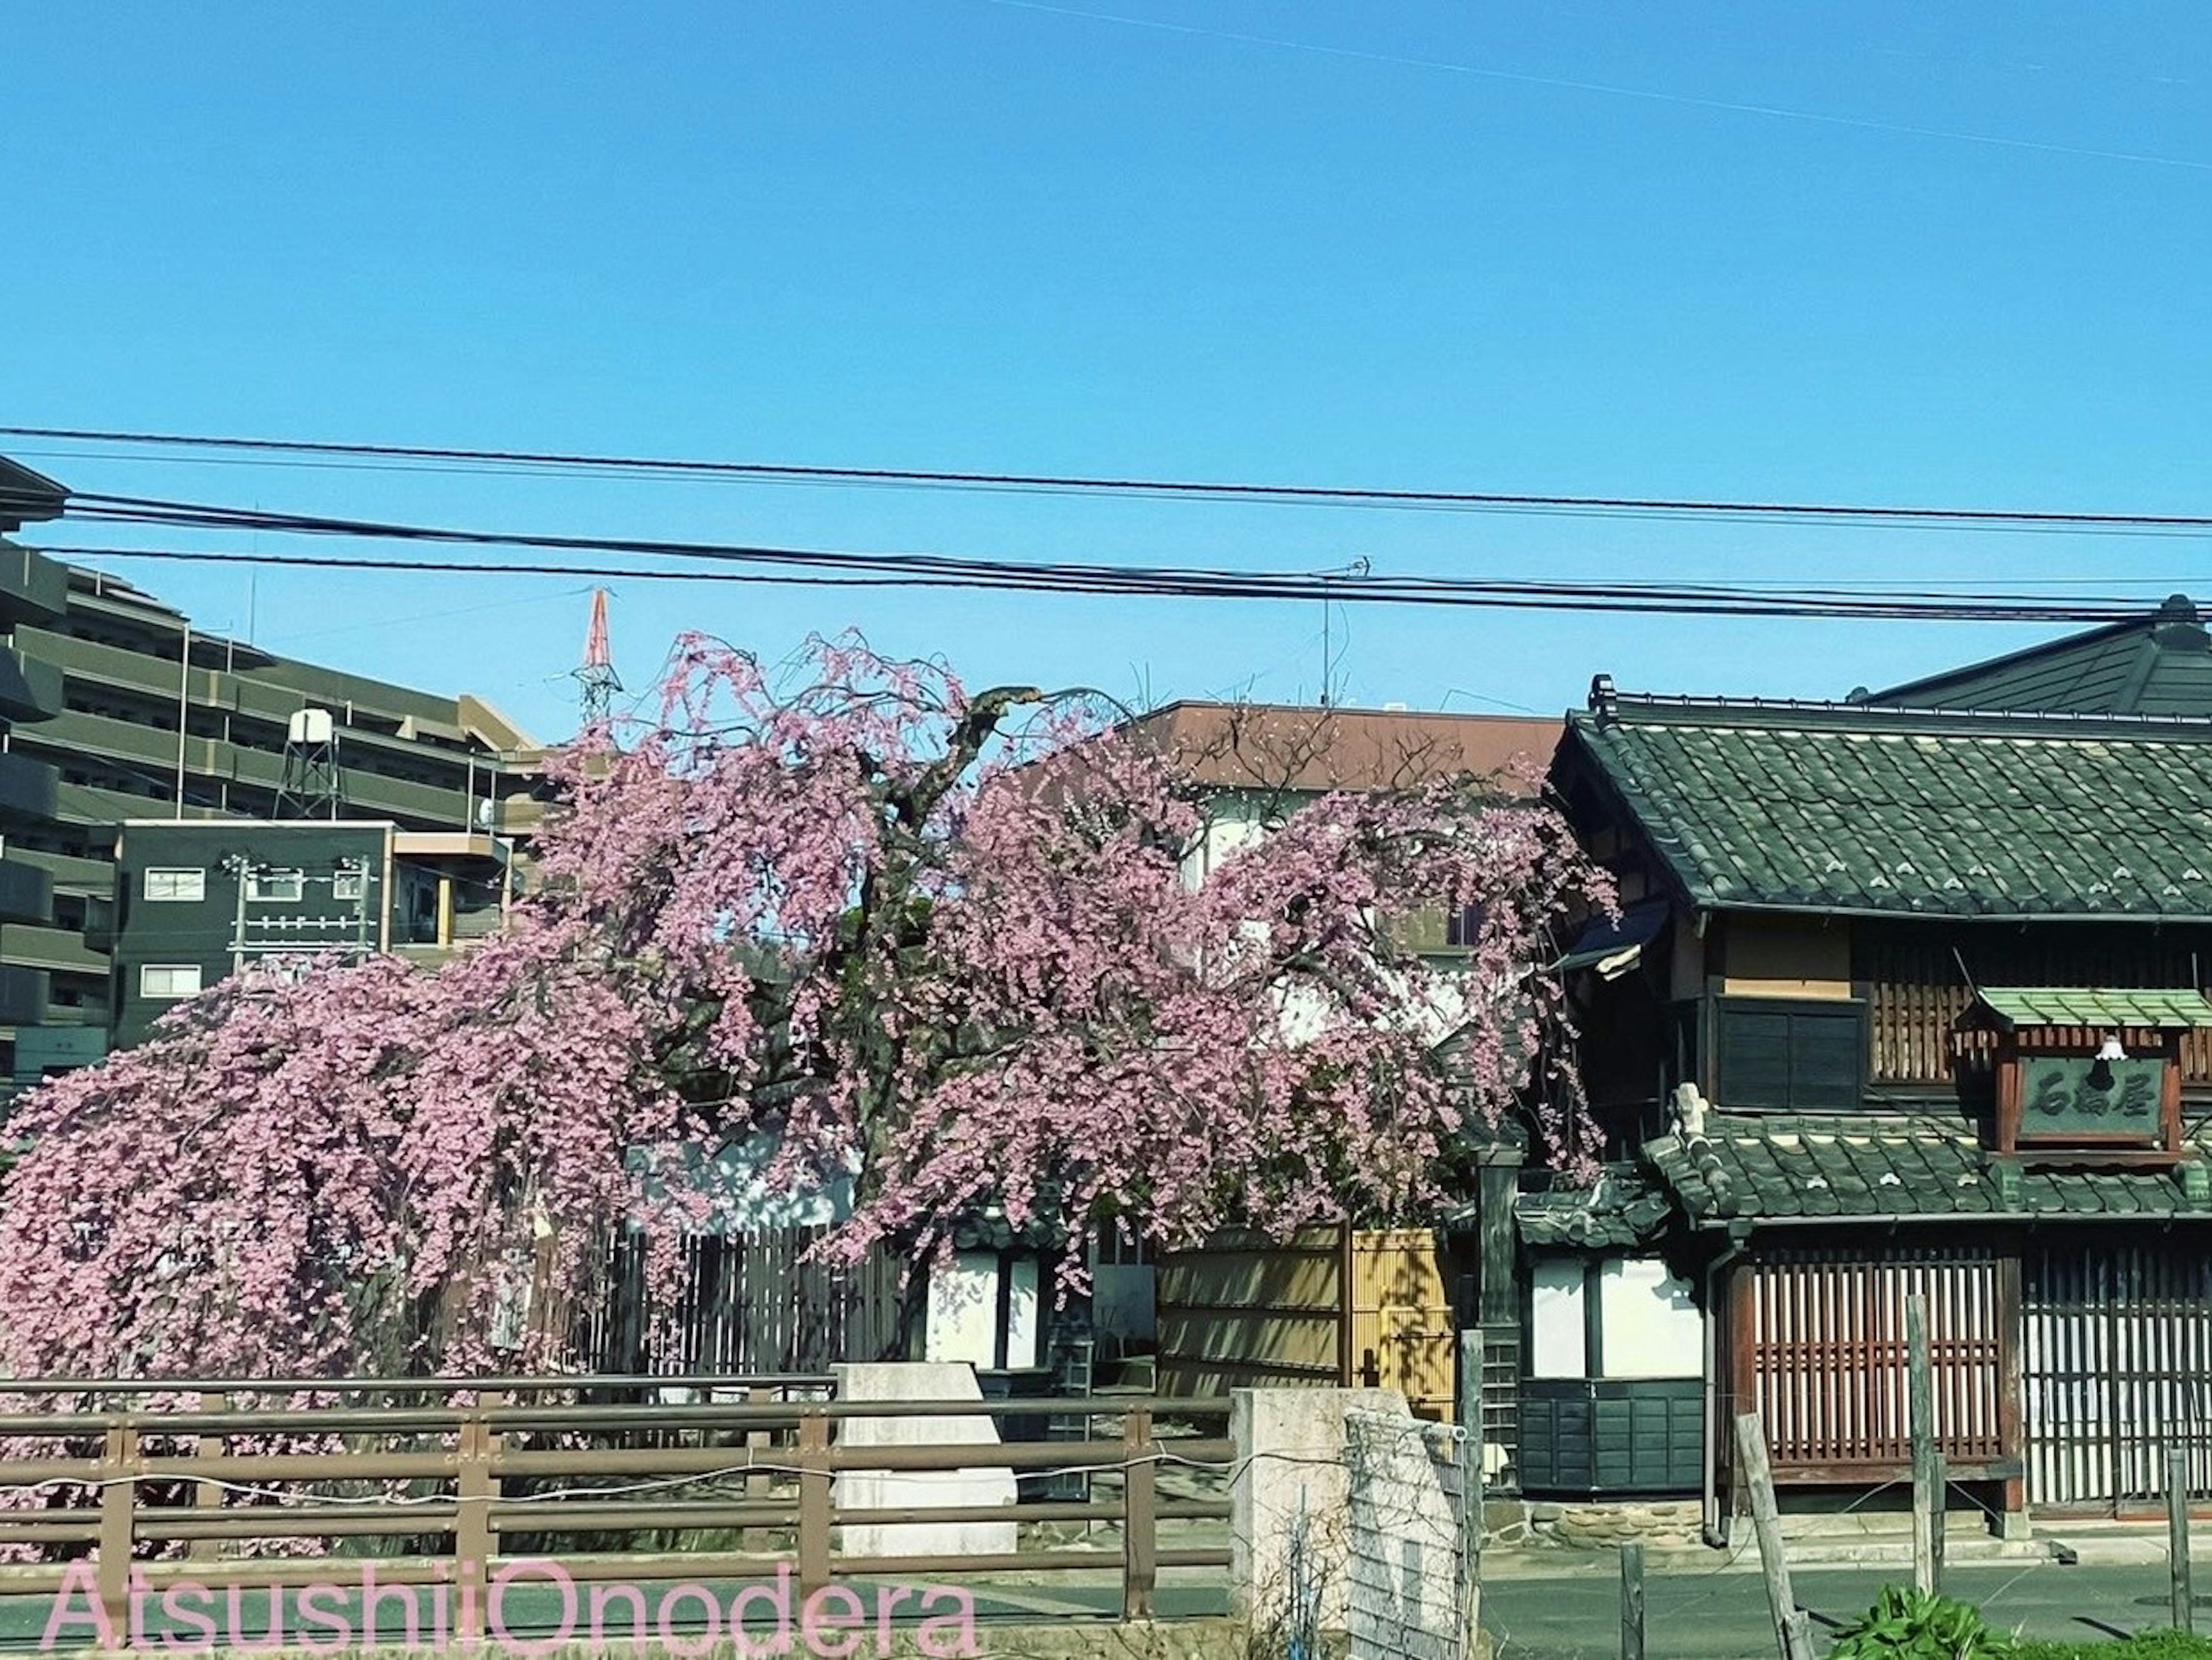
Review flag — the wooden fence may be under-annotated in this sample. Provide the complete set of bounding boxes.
[0,1377,1233,1634]
[1156,1228,1345,1397]
[1737,1247,2009,1481]
[1156,1227,1458,1420]
[576,1227,904,1375]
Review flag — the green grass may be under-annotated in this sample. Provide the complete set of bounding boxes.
[2013,1635,2212,1660]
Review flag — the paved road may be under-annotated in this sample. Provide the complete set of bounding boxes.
[1483,1560,2196,1660]
[0,1559,2188,1657]
[0,1573,1230,1652]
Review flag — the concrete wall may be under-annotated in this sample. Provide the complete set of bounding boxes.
[1229,1385,1406,1638]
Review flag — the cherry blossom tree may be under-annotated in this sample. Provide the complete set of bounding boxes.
[0,633,1607,1382]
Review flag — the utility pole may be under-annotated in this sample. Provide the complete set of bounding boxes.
[224,854,249,976]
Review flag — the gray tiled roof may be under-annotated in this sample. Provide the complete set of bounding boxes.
[1867,596,2212,719]
[1646,1116,2212,1224]
[1566,699,2212,918]
[1513,1169,1673,1248]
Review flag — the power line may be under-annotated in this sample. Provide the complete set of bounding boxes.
[14,425,2212,533]
[34,542,2175,625]
[38,484,2212,626]
[48,489,2195,615]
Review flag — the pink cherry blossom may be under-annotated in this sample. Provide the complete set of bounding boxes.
[0,631,1608,1396]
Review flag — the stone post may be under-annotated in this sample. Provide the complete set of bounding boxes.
[1230,1385,1406,1638]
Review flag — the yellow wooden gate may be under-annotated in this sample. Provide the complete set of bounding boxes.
[1347,1228,1457,1422]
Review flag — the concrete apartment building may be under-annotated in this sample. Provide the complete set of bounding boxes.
[0,454,544,1078]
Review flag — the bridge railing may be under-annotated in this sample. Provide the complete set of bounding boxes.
[0,1381,1233,1633]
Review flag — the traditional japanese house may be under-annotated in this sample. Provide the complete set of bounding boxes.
[1540,596,2212,1537]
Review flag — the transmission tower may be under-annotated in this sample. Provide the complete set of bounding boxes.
[573,587,622,730]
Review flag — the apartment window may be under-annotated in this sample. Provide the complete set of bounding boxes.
[143,868,206,903]
[247,868,305,903]
[1445,904,1489,948]
[139,963,203,1000]
[332,871,366,901]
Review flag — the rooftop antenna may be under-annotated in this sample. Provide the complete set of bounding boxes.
[1317,557,1369,708]
[573,588,622,731]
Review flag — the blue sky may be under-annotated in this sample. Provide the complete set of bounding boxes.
[7,2,2211,742]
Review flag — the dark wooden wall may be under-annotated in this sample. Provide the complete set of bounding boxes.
[1728,1243,2014,1483]
[1857,924,2212,1089]
[579,1226,904,1375]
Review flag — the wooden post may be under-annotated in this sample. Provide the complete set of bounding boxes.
[1996,1253,2029,1536]
[2172,1447,2194,1635]
[1908,1292,1940,1595]
[190,1391,226,1564]
[1337,1225,1357,1387]
[1734,1413,1815,1660]
[1620,1541,1646,1660]
[96,1422,138,1642]
[454,1391,502,1642]
[1457,1328,1484,1444]
[742,1384,771,1553]
[797,1411,832,1597]
[1122,1407,1158,1621]
[1933,1452,1948,1587]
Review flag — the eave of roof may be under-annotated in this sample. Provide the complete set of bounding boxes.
[0,457,67,530]
[1562,691,2212,922]
[1971,986,2212,1030]
[1645,1114,2212,1227]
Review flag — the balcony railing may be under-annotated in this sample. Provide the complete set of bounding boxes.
[0,751,58,823]
[0,860,54,927]
[0,652,61,725]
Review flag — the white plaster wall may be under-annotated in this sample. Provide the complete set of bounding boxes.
[923,1251,1002,1367]
[1597,1258,1702,1380]
[1529,1258,1587,1378]
[1004,1256,1041,1370]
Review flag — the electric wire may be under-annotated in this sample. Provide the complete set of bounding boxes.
[50,491,2202,614]
[37,482,2212,626]
[16,425,2212,534]
[36,543,2177,625]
